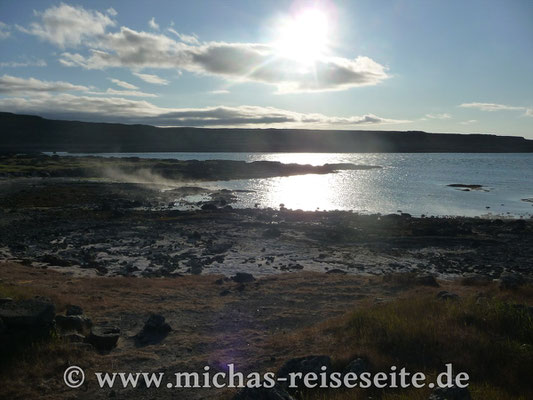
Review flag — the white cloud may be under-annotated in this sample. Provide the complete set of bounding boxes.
[86,88,157,97]
[426,113,451,119]
[19,3,115,48]
[0,58,47,68]
[460,119,477,125]
[210,89,230,94]
[148,17,159,31]
[0,92,410,128]
[0,22,10,39]
[12,2,387,93]
[132,72,169,85]
[0,74,88,94]
[459,102,525,112]
[108,78,138,90]
[60,27,388,93]
[524,109,533,117]
[106,8,117,17]
[168,28,199,45]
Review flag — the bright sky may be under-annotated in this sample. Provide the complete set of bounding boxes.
[0,0,532,137]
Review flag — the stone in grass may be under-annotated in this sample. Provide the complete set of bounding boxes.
[428,386,471,400]
[415,274,440,287]
[231,272,256,283]
[55,314,92,332]
[499,272,525,290]
[232,384,295,400]
[66,304,83,316]
[134,314,172,347]
[87,325,120,351]
[0,298,55,337]
[436,291,459,301]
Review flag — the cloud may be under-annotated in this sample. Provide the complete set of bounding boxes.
[459,102,525,112]
[0,22,10,39]
[18,3,115,47]
[108,78,138,90]
[168,28,199,45]
[0,58,47,68]
[13,2,387,93]
[106,8,117,17]
[426,113,451,119]
[525,109,533,117]
[460,120,477,125]
[210,89,230,94]
[0,92,410,128]
[86,88,157,97]
[0,74,88,94]
[132,72,169,85]
[148,17,159,31]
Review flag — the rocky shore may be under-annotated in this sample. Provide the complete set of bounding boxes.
[1,155,532,399]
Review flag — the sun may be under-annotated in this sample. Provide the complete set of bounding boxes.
[274,8,330,65]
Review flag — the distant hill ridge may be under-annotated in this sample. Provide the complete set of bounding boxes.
[1,112,532,153]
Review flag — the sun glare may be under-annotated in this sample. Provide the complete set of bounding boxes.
[275,8,329,65]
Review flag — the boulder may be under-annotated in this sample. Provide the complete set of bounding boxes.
[0,298,55,335]
[55,314,92,332]
[415,274,440,287]
[436,291,459,301]
[62,333,86,343]
[232,384,295,400]
[66,304,83,316]
[326,269,347,275]
[429,386,471,400]
[460,274,491,286]
[87,325,120,351]
[277,355,332,389]
[134,314,171,347]
[232,272,256,283]
[499,272,525,290]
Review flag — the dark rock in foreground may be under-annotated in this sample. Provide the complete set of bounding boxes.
[232,273,256,283]
[87,325,120,351]
[277,355,332,389]
[134,314,172,347]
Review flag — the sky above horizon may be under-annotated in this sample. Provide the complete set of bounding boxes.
[0,0,532,138]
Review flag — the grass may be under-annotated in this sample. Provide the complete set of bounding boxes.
[298,293,533,400]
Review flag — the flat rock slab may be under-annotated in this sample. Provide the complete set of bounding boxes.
[0,298,55,329]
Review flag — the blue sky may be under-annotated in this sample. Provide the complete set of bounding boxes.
[0,0,532,137]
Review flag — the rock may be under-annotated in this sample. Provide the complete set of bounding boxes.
[429,386,471,400]
[0,298,13,305]
[460,274,491,286]
[343,358,369,375]
[0,317,5,334]
[219,289,231,296]
[436,291,459,301]
[66,304,83,316]
[499,272,525,290]
[62,333,86,343]
[326,268,347,275]
[232,272,256,283]
[415,274,439,287]
[232,384,295,400]
[134,314,171,347]
[55,314,92,332]
[87,325,120,351]
[201,203,218,211]
[0,298,55,335]
[277,355,332,389]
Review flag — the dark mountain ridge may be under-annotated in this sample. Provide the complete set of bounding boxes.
[1,112,532,153]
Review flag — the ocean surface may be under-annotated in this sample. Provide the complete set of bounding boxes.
[55,152,533,218]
